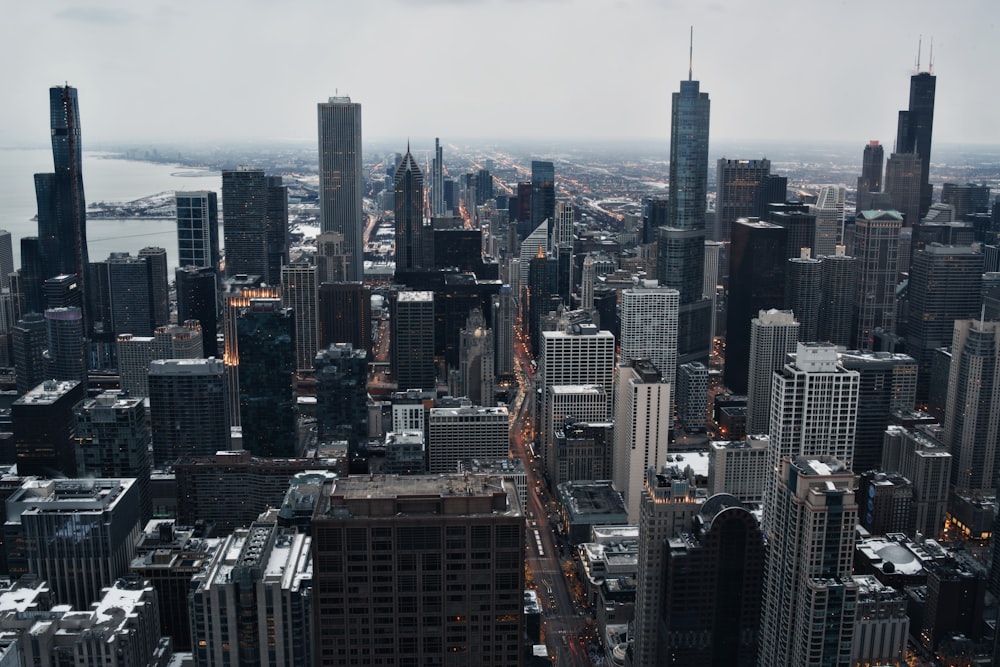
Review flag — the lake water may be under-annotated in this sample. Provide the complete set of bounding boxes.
[0,148,222,273]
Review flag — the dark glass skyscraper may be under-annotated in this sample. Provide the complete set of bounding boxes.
[530,160,555,226]
[176,265,219,358]
[856,140,885,211]
[659,73,713,368]
[34,86,89,328]
[318,96,364,281]
[222,168,269,280]
[896,70,936,218]
[394,148,425,272]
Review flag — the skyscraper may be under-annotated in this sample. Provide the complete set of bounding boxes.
[105,252,155,336]
[12,379,86,477]
[176,265,219,358]
[222,167,269,279]
[315,343,369,473]
[944,319,1000,493]
[884,152,923,225]
[318,96,364,281]
[619,281,680,385]
[317,281,371,353]
[281,261,318,372]
[896,68,936,218]
[43,306,86,384]
[390,290,436,391]
[310,474,524,667]
[117,323,203,397]
[431,137,445,217]
[784,250,822,342]
[745,309,799,435]
[266,175,290,284]
[12,313,47,395]
[139,246,169,329]
[853,210,902,349]
[907,245,983,399]
[175,190,220,269]
[661,68,713,367]
[530,160,555,226]
[857,141,884,213]
[34,86,89,326]
[0,230,13,290]
[492,285,515,377]
[715,158,772,243]
[394,148,425,272]
[148,358,230,465]
[236,298,297,457]
[817,246,857,347]
[724,219,788,394]
[812,185,846,257]
[758,457,859,667]
[613,359,671,523]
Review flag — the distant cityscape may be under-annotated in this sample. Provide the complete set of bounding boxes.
[0,55,997,667]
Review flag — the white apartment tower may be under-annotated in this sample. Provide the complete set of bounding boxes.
[619,281,680,387]
[746,309,799,435]
[759,457,859,667]
[538,325,615,468]
[613,359,671,523]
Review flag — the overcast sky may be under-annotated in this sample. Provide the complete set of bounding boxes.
[1,0,996,149]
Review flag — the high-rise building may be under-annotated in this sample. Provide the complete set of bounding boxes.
[139,246,169,329]
[544,384,609,483]
[222,167,269,279]
[619,281,679,385]
[853,210,902,349]
[76,391,153,521]
[318,96,364,281]
[492,285,515,376]
[12,379,86,477]
[676,360,709,429]
[907,245,983,399]
[236,298,297,457]
[658,494,765,666]
[176,265,219,358]
[944,319,1000,493]
[281,261,318,372]
[12,313,47,395]
[190,518,313,666]
[766,203,816,260]
[881,425,952,539]
[812,185,846,256]
[314,343,369,473]
[222,283,281,427]
[941,183,992,221]
[427,405,509,473]
[538,325,615,468]
[103,251,155,336]
[19,236,45,315]
[613,359,671,523]
[456,308,495,406]
[658,72,713,368]
[266,175,290,284]
[5,477,141,610]
[838,350,917,472]
[314,231,347,284]
[724,219,787,394]
[784,250,822,342]
[310,474,524,667]
[531,160,555,226]
[715,158,771,243]
[317,281,371,353]
[394,148,425,272]
[857,141,885,214]
[764,343,860,533]
[117,322,203,397]
[758,457,859,667]
[0,230,12,291]
[44,306,86,384]
[896,69,936,218]
[148,358,230,466]
[176,190,220,269]
[552,201,574,249]
[884,152,923,225]
[817,246,857,347]
[390,291,436,391]
[745,309,799,435]
[431,137,445,217]
[34,86,89,326]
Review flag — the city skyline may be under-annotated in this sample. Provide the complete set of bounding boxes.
[0,1,996,147]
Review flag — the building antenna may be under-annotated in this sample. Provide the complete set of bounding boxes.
[916,35,922,73]
[688,26,693,81]
[928,37,934,73]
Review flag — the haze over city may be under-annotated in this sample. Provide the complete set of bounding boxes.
[1,0,998,146]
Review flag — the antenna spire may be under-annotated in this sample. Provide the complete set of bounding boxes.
[688,26,693,81]
[916,35,922,73]
[929,37,934,73]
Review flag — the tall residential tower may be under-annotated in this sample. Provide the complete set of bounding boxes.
[318,96,364,281]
